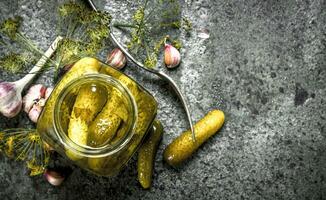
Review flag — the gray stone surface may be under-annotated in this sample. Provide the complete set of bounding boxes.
[0,0,325,199]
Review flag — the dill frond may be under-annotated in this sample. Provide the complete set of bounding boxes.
[172,39,182,50]
[182,17,192,32]
[133,7,145,25]
[0,52,34,73]
[54,2,111,74]
[0,16,22,40]
[144,53,157,68]
[0,17,44,57]
[115,0,190,69]
[0,129,50,176]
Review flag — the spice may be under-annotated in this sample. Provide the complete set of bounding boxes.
[164,44,181,69]
[106,48,127,69]
[44,169,65,186]
[0,129,50,176]
[113,0,190,69]
[22,84,46,113]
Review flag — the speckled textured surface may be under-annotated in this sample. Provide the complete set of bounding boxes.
[0,0,325,199]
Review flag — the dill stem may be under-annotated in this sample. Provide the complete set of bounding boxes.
[17,33,43,56]
[113,23,138,29]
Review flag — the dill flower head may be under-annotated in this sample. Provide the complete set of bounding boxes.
[58,2,82,17]
[0,129,50,176]
[144,53,157,68]
[54,2,111,70]
[133,7,145,25]
[87,25,110,43]
[0,52,34,73]
[0,16,22,40]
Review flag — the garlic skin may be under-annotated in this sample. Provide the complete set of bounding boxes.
[22,84,52,123]
[45,87,53,100]
[22,84,46,113]
[164,44,181,69]
[0,82,22,118]
[106,48,127,69]
[44,169,65,186]
[28,104,43,123]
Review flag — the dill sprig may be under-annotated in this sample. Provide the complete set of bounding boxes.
[0,16,44,57]
[0,129,50,176]
[54,2,111,77]
[0,16,57,75]
[114,0,191,68]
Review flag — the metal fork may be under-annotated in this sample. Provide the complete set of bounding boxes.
[86,0,195,141]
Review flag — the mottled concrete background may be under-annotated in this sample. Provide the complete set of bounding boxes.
[0,0,325,199]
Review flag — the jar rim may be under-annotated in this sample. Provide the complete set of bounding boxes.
[53,73,138,158]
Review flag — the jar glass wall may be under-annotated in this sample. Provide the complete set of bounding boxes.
[37,57,158,176]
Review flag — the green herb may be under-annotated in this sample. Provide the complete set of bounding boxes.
[114,0,191,68]
[0,129,50,176]
[172,39,182,50]
[0,52,35,73]
[54,2,111,77]
[0,16,44,56]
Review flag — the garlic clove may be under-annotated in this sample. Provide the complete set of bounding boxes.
[1,98,22,118]
[164,44,181,69]
[28,104,43,123]
[22,84,47,113]
[37,98,46,107]
[0,81,22,118]
[106,48,127,70]
[44,169,65,186]
[45,87,53,100]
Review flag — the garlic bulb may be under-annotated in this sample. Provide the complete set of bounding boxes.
[44,169,65,186]
[164,44,181,69]
[0,82,22,118]
[106,48,127,69]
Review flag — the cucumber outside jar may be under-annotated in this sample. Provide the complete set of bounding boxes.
[37,57,157,176]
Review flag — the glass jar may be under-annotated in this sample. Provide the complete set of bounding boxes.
[37,57,158,176]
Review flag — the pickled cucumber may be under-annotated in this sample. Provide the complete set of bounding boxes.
[66,84,107,160]
[163,110,225,166]
[88,88,126,147]
[87,89,125,170]
[138,120,163,189]
[37,57,101,133]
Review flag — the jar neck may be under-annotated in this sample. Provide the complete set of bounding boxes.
[53,73,138,158]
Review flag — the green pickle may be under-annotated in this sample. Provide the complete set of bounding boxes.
[66,84,107,161]
[137,120,163,189]
[37,57,158,177]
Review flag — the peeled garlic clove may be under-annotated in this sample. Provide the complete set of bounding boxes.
[28,104,43,123]
[106,48,127,69]
[44,169,65,186]
[22,84,47,113]
[0,81,22,118]
[45,87,53,100]
[164,44,181,69]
